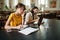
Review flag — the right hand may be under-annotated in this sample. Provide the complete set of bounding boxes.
[17,25,23,29]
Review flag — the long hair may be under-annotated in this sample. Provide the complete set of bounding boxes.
[31,6,38,13]
[31,6,38,19]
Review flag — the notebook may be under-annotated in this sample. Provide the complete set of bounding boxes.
[18,27,38,35]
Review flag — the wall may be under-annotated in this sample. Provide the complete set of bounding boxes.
[0,0,4,11]
[1,0,60,11]
[9,0,18,9]
[48,0,60,8]
[57,0,60,8]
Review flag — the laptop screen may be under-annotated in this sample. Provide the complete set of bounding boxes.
[38,14,43,27]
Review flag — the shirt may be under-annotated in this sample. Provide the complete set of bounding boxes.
[8,13,22,27]
[24,12,33,24]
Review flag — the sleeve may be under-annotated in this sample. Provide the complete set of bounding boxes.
[8,13,13,20]
[24,13,33,24]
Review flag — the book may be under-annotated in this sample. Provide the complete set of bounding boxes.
[18,27,38,35]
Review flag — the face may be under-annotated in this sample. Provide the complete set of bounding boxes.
[16,7,24,14]
[33,9,38,14]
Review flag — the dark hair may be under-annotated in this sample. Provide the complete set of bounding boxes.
[31,6,38,19]
[16,3,26,10]
[31,6,38,13]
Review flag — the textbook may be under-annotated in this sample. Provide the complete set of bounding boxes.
[18,27,38,35]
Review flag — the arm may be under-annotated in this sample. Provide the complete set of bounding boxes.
[24,13,38,24]
[27,19,39,24]
[24,13,33,24]
[4,18,21,29]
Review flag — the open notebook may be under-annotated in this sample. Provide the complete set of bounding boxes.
[18,27,38,35]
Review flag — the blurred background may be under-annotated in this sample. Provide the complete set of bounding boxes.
[0,0,60,27]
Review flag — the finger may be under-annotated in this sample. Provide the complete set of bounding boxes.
[20,25,23,29]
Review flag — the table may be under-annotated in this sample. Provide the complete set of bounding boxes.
[0,18,60,40]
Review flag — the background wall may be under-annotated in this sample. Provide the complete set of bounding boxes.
[0,0,60,11]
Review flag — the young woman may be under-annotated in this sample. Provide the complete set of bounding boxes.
[24,6,39,25]
[5,3,26,30]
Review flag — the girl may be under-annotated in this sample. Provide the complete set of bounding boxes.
[5,3,26,30]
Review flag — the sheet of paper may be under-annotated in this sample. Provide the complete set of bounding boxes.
[20,25,28,30]
[18,27,38,35]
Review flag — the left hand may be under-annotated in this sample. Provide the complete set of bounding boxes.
[17,25,23,29]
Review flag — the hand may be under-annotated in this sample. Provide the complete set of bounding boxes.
[17,25,23,29]
[5,26,12,32]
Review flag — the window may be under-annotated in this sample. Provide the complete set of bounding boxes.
[24,0,31,9]
[4,0,9,7]
[38,0,48,6]
[38,0,48,11]
[13,0,18,7]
